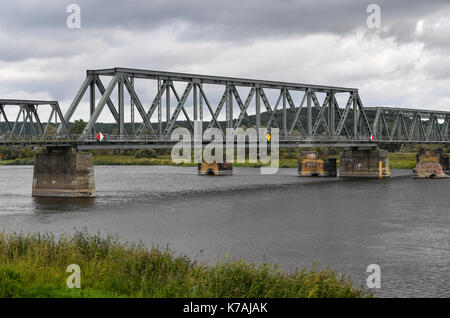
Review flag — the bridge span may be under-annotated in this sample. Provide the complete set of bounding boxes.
[0,67,449,197]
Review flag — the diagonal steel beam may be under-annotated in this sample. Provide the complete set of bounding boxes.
[288,91,307,136]
[331,94,350,137]
[285,90,297,112]
[95,76,124,132]
[266,90,282,129]
[381,112,389,140]
[0,104,12,132]
[389,112,400,141]
[29,104,44,134]
[20,106,35,137]
[435,116,443,141]
[57,75,92,133]
[169,82,194,133]
[425,115,435,141]
[259,88,279,128]
[207,89,227,130]
[233,87,255,130]
[43,108,55,137]
[82,76,119,136]
[53,102,71,138]
[335,94,354,136]
[10,106,24,137]
[311,92,330,135]
[135,81,168,135]
[231,85,253,128]
[123,75,157,136]
[355,94,373,137]
[163,82,193,136]
[372,108,381,139]
[417,116,427,141]
[400,114,409,140]
[198,83,223,134]
[443,117,449,141]
[408,113,418,140]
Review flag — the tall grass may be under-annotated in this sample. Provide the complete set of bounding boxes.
[0,230,371,298]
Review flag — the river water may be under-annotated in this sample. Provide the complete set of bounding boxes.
[0,165,449,297]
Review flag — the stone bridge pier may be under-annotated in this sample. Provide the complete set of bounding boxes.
[414,149,449,178]
[198,162,233,176]
[298,151,337,177]
[32,147,95,197]
[339,147,391,178]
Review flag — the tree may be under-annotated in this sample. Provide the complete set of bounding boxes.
[69,119,87,134]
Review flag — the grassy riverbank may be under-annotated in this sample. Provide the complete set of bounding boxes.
[0,152,420,169]
[0,231,371,298]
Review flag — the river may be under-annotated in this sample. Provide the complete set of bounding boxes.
[0,165,449,297]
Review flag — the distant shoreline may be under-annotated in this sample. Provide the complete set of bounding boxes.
[0,152,422,170]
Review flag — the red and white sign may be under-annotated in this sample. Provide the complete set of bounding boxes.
[370,135,374,142]
[97,132,104,142]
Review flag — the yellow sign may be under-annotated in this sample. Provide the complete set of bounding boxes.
[266,133,271,141]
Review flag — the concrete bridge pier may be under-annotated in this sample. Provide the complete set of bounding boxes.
[32,147,96,197]
[339,147,391,178]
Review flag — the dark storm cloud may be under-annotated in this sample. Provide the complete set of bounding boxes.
[1,0,448,39]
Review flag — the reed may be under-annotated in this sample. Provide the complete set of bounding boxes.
[0,230,371,298]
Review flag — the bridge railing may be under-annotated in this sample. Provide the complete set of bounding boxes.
[0,133,73,143]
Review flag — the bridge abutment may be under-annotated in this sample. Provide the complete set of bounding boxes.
[339,148,391,178]
[32,147,96,197]
[198,162,233,176]
[298,151,337,177]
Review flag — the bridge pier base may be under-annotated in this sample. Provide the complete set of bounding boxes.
[414,149,449,178]
[339,148,391,178]
[32,147,96,197]
[198,162,233,176]
[298,151,337,177]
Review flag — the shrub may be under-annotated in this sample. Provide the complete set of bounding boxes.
[19,147,34,159]
[135,149,156,159]
[0,147,34,160]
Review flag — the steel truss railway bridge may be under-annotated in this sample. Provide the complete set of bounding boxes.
[0,67,449,197]
[0,67,449,149]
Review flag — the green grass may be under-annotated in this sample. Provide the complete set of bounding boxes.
[0,231,371,298]
[388,153,417,169]
[92,155,197,167]
[0,158,35,165]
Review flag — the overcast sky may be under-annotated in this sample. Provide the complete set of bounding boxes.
[1,0,450,121]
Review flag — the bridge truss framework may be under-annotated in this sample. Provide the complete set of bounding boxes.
[0,67,449,149]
